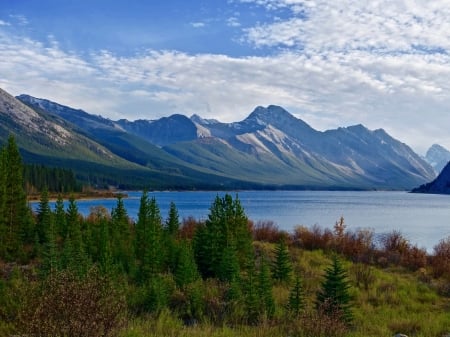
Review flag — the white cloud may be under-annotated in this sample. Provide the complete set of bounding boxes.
[190,22,206,28]
[2,2,450,154]
[9,14,29,26]
[227,17,241,27]
[0,20,10,26]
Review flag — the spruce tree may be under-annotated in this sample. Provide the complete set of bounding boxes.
[63,196,89,276]
[54,194,66,239]
[164,201,180,273]
[174,240,199,289]
[165,201,180,236]
[2,135,30,259]
[272,237,292,283]
[258,257,275,319]
[194,194,253,280]
[40,211,59,277]
[288,272,305,316]
[36,187,52,245]
[111,195,132,272]
[0,146,6,258]
[316,255,353,325]
[135,192,163,281]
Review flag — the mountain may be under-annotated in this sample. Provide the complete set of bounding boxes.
[179,105,435,189]
[12,92,436,190]
[425,144,450,174]
[9,91,252,190]
[412,161,450,194]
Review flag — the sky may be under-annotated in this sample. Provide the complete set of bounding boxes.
[1,0,450,154]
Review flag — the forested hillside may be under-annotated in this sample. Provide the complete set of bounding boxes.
[0,136,449,337]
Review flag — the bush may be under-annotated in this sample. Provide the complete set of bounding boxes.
[18,268,127,337]
[253,220,287,243]
[431,236,450,279]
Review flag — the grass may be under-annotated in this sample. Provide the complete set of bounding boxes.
[119,248,450,337]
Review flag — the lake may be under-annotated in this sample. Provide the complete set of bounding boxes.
[34,190,450,252]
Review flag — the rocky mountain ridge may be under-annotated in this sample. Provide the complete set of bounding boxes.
[14,92,436,190]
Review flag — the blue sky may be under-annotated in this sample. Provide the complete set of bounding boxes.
[1,0,450,154]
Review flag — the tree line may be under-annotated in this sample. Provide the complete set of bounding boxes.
[0,135,353,337]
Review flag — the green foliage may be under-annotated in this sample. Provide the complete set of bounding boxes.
[36,187,52,244]
[174,240,200,289]
[24,164,81,193]
[62,196,90,276]
[111,195,133,273]
[0,135,31,260]
[135,192,164,281]
[272,237,292,283]
[194,194,253,281]
[258,257,275,320]
[288,272,305,316]
[316,255,353,325]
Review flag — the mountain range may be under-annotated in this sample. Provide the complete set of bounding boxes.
[0,87,439,190]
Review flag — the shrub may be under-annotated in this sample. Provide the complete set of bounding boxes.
[431,236,450,279]
[18,268,127,337]
[253,220,286,243]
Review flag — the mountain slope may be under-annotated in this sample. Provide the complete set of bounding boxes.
[12,92,436,190]
[187,105,435,189]
[425,144,450,174]
[412,161,450,194]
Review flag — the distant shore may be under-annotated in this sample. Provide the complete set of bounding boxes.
[27,190,128,202]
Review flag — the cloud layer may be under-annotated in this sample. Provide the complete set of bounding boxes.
[1,1,450,153]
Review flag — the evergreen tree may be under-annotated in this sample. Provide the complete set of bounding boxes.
[272,237,292,283]
[135,192,163,281]
[98,216,114,275]
[174,240,199,289]
[316,255,353,325]
[1,135,31,259]
[258,257,275,319]
[217,244,240,282]
[40,210,59,277]
[62,196,89,276]
[194,194,253,280]
[54,194,66,239]
[242,262,260,325]
[36,187,52,245]
[164,201,180,273]
[165,201,180,236]
[288,272,305,316]
[111,195,132,273]
[0,147,6,258]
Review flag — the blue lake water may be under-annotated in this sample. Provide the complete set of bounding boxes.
[34,190,450,252]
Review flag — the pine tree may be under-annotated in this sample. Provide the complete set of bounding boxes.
[111,195,132,273]
[2,135,31,259]
[316,255,353,325]
[135,192,163,281]
[272,237,292,283]
[174,240,199,289]
[258,257,275,319]
[288,272,305,316]
[194,194,253,280]
[98,216,114,275]
[40,211,59,277]
[165,201,180,236]
[164,201,180,273]
[62,196,89,276]
[36,187,52,245]
[54,194,67,239]
[0,146,6,258]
